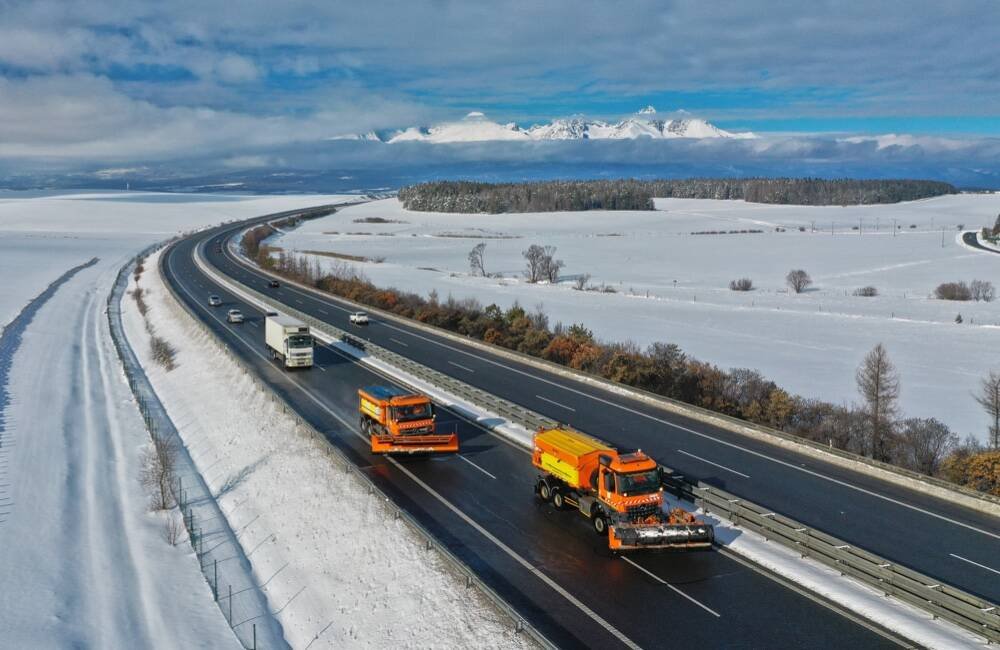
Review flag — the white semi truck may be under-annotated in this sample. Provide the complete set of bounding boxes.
[265,314,314,369]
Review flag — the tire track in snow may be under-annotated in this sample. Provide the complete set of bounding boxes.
[0,257,98,527]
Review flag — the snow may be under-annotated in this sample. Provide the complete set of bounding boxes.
[377,109,754,143]
[272,194,1000,441]
[127,248,536,649]
[712,519,989,648]
[0,190,355,648]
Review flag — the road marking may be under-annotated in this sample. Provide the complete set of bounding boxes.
[295,299,303,305]
[318,309,329,315]
[950,553,1000,576]
[535,394,575,412]
[218,234,1000,542]
[317,365,327,372]
[621,557,721,618]
[249,321,259,328]
[390,338,409,347]
[676,449,750,479]
[448,361,474,373]
[170,259,642,650]
[458,454,497,479]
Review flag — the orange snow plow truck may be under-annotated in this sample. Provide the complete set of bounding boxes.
[359,385,459,454]
[533,426,713,551]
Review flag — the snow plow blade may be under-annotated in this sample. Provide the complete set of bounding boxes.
[370,433,459,454]
[609,522,715,551]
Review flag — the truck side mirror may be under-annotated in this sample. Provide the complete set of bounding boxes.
[603,472,614,493]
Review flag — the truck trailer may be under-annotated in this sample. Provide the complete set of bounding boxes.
[264,314,314,369]
[358,385,459,453]
[533,426,714,551]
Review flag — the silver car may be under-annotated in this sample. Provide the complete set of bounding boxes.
[227,308,244,323]
[208,295,222,307]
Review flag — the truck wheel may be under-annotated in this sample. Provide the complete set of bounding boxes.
[593,513,607,535]
[359,416,368,433]
[537,481,552,502]
[552,490,566,510]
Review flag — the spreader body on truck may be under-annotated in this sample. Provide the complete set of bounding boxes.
[533,426,713,551]
[358,385,459,454]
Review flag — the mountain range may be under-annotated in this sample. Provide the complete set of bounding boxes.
[334,107,757,143]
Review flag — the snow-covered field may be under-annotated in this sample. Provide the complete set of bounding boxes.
[272,195,1000,440]
[0,191,353,647]
[127,248,535,649]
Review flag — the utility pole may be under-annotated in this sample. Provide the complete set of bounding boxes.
[859,217,863,235]
[893,218,897,236]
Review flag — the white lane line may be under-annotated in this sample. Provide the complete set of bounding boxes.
[676,449,750,479]
[950,553,1000,576]
[448,361,474,373]
[458,454,497,479]
[172,256,642,650]
[317,365,327,372]
[220,240,1000,541]
[295,299,303,305]
[318,309,329,315]
[535,394,575,412]
[249,321,259,328]
[621,557,721,618]
[390,338,409,347]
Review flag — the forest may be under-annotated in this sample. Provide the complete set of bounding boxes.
[398,178,957,213]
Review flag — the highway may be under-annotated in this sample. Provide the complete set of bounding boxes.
[204,212,1000,606]
[161,215,904,648]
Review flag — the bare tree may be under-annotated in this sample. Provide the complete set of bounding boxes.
[162,512,184,546]
[468,242,487,276]
[141,431,178,510]
[974,371,1000,448]
[856,343,900,462]
[573,273,591,290]
[729,278,753,291]
[895,418,956,475]
[786,269,812,293]
[523,244,547,283]
[523,244,562,283]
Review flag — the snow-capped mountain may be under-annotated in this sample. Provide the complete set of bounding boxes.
[337,108,756,143]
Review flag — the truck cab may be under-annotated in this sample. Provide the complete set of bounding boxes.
[264,314,314,368]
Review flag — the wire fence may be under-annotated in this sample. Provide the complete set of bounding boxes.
[107,243,288,650]
[203,223,1000,646]
[166,239,554,649]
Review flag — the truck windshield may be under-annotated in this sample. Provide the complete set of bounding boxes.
[618,470,661,496]
[288,334,312,348]
[393,403,433,421]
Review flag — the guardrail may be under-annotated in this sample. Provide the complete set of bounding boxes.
[165,238,555,650]
[108,241,288,650]
[202,223,1000,646]
[659,470,1000,644]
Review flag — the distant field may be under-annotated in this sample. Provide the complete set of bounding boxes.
[272,194,1000,441]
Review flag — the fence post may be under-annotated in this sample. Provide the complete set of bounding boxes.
[229,584,233,625]
[214,559,218,601]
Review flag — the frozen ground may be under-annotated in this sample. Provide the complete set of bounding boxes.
[0,191,352,648]
[127,248,535,649]
[273,195,1000,440]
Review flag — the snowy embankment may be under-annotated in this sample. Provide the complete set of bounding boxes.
[125,248,534,649]
[0,190,355,648]
[273,195,1000,440]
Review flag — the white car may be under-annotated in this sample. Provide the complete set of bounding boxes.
[208,295,222,307]
[227,309,244,323]
[349,311,369,325]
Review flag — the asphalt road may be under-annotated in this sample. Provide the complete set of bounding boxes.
[204,215,1000,606]
[962,230,1000,254]
[162,218,902,649]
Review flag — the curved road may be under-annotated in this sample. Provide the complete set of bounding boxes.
[161,214,905,649]
[210,213,1000,605]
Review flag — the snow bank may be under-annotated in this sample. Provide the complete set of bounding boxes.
[127,249,535,649]
[274,195,1000,440]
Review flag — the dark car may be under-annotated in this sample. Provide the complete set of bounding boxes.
[268,279,280,288]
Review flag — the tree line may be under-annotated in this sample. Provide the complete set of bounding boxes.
[241,228,998,497]
[398,178,957,213]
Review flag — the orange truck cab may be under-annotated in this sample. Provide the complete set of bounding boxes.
[532,426,713,551]
[358,385,459,454]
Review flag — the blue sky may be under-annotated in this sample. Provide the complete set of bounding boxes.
[0,1,998,176]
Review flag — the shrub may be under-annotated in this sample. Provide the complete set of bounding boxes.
[970,279,995,302]
[786,269,812,293]
[935,282,972,301]
[729,278,753,291]
[852,286,878,297]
